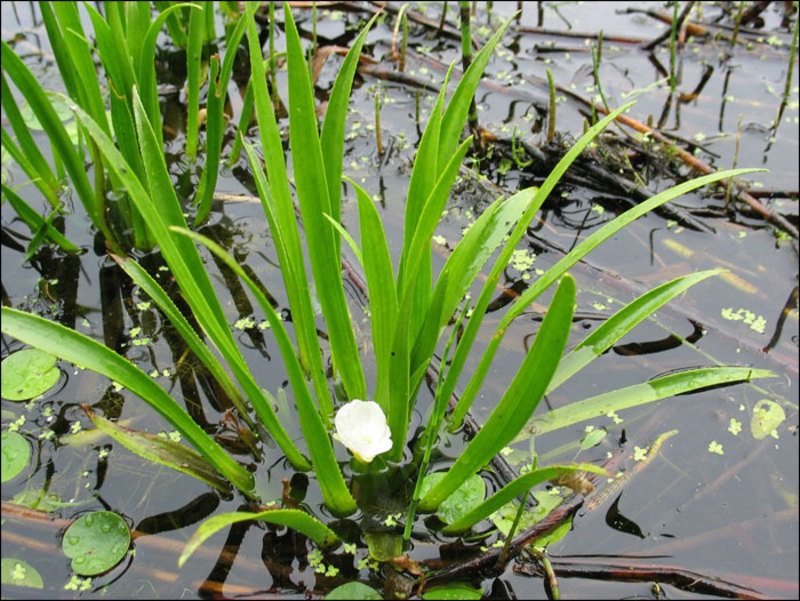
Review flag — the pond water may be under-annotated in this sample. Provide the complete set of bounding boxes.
[1,2,798,599]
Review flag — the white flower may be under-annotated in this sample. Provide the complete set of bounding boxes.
[334,399,393,463]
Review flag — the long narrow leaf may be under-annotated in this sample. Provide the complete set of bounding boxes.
[283,5,365,401]
[348,179,398,412]
[111,253,253,426]
[1,183,80,254]
[419,274,577,512]
[440,104,632,429]
[1,42,115,249]
[0,125,61,209]
[179,509,340,567]
[448,166,763,429]
[1,307,254,494]
[84,406,230,493]
[319,12,378,261]
[442,464,607,534]
[548,269,724,393]
[173,228,358,517]
[245,6,334,417]
[517,366,775,440]
[66,91,309,470]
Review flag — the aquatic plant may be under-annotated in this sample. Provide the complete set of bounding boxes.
[0,1,774,585]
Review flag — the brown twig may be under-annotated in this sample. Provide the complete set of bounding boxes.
[514,558,773,600]
[422,497,585,588]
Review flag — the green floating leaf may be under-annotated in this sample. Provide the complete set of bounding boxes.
[422,583,483,600]
[420,473,485,525]
[365,531,403,562]
[326,581,383,600]
[62,511,131,576]
[1,558,44,589]
[750,399,786,440]
[1,349,60,401]
[1,431,30,483]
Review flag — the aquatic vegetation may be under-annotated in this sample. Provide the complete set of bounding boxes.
[0,1,779,594]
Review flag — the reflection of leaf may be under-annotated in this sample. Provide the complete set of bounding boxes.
[605,492,645,538]
[751,399,785,440]
[83,406,230,493]
[1,431,30,483]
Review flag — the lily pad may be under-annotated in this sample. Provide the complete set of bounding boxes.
[1,431,30,483]
[1,558,44,589]
[325,581,382,600]
[751,399,785,440]
[62,511,131,576]
[423,582,483,600]
[1,349,60,401]
[420,473,485,525]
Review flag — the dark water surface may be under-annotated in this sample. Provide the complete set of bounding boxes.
[2,2,797,598]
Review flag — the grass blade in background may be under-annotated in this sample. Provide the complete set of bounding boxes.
[1,307,255,495]
[419,274,577,512]
[185,2,206,163]
[194,12,250,224]
[140,4,198,149]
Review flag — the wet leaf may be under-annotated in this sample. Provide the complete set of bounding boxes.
[423,582,483,600]
[62,511,130,575]
[420,473,486,525]
[1,558,44,589]
[579,426,607,450]
[750,399,785,440]
[1,349,60,401]
[180,509,340,567]
[365,531,403,562]
[84,407,230,493]
[1,431,30,483]
[325,581,382,600]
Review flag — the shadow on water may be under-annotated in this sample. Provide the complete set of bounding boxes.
[1,1,797,598]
